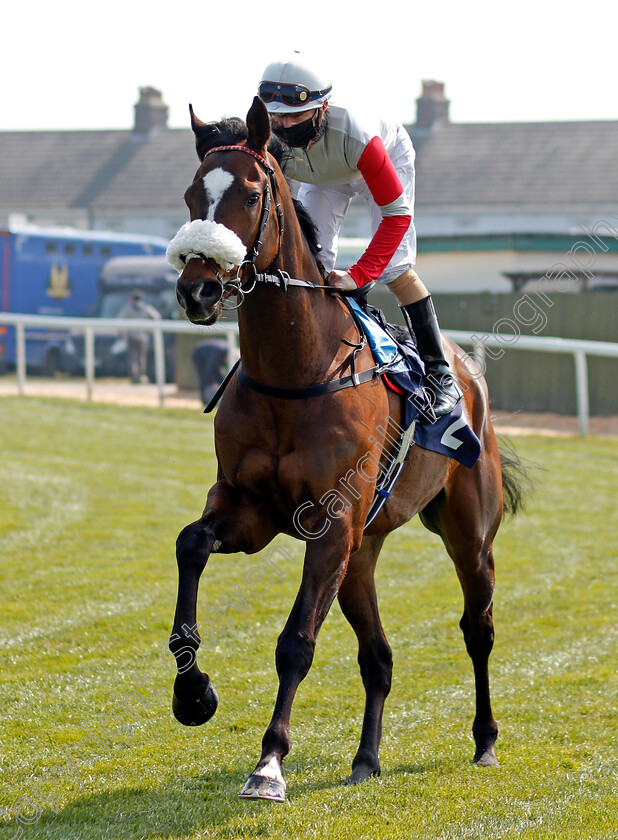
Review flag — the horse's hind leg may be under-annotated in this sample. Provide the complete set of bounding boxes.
[455,546,500,766]
[337,534,392,784]
[420,459,503,766]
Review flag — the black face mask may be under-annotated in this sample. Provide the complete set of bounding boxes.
[273,114,320,148]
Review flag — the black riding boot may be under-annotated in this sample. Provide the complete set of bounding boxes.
[401,295,463,419]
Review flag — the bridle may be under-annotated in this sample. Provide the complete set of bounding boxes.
[197,144,344,305]
[199,145,284,304]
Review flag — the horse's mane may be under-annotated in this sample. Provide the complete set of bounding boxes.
[193,117,325,274]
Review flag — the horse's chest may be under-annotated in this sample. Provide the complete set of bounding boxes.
[230,447,280,496]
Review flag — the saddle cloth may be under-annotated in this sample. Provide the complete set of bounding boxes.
[347,299,481,469]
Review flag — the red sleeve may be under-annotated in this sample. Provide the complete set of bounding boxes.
[346,136,411,288]
[356,135,405,205]
[348,216,411,287]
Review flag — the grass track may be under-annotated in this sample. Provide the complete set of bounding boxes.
[0,396,616,839]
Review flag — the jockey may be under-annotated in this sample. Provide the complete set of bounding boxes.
[258,53,462,418]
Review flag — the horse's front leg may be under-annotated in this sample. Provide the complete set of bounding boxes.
[169,480,277,727]
[239,525,354,802]
[169,517,219,726]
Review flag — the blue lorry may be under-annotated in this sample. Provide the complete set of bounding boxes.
[0,224,168,374]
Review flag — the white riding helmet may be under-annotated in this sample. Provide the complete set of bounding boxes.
[258,52,332,114]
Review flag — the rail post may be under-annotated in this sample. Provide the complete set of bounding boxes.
[153,328,166,407]
[472,338,486,375]
[574,351,589,436]
[84,327,95,401]
[16,323,26,395]
[226,328,237,370]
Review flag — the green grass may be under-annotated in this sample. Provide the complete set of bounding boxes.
[0,396,616,839]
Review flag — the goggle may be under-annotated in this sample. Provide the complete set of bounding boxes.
[258,81,332,108]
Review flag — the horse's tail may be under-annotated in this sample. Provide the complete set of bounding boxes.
[498,438,534,518]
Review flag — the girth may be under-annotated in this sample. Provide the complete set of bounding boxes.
[236,360,380,400]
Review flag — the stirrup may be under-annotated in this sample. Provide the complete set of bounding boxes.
[425,372,463,419]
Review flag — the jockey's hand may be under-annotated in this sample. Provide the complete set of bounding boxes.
[327,270,358,292]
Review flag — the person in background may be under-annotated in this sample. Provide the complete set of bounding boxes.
[118,291,161,383]
[258,52,462,419]
[192,338,229,405]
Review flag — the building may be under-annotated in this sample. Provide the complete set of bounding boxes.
[405,81,618,293]
[2,84,618,292]
[0,88,194,239]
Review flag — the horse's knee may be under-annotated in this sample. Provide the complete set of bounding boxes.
[275,629,315,681]
[176,519,216,572]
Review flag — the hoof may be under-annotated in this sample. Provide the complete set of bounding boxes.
[474,746,499,767]
[172,675,218,726]
[239,774,286,803]
[344,764,381,785]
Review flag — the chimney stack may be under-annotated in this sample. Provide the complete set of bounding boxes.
[133,87,169,136]
[415,80,450,133]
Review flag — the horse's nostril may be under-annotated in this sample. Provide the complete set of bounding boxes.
[177,279,222,312]
[195,280,223,307]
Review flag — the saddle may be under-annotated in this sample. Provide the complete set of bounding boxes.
[344,298,481,527]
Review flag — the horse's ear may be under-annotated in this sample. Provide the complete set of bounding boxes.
[246,96,271,154]
[189,104,206,132]
[189,104,210,161]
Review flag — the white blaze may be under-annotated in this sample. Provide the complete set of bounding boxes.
[166,167,245,272]
[202,168,234,221]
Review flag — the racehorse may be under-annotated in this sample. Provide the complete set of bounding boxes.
[167,96,525,802]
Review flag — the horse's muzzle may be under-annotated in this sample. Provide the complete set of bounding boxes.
[177,278,223,320]
[176,258,224,324]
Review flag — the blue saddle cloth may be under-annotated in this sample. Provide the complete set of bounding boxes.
[347,299,481,469]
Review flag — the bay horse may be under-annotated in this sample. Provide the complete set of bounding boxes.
[167,96,524,802]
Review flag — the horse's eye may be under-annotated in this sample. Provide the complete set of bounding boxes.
[246,193,261,208]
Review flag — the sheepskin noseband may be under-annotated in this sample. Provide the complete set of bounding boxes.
[166,219,247,273]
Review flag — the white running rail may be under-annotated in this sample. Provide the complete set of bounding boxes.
[0,313,238,409]
[1,313,616,434]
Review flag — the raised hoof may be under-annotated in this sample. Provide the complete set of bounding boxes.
[474,746,499,767]
[172,676,218,726]
[344,765,381,786]
[239,774,286,803]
